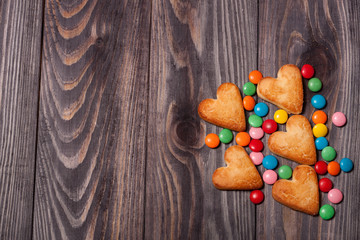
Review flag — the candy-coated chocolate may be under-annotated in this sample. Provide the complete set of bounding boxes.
[249,139,263,152]
[243,96,256,111]
[319,178,333,192]
[263,170,278,185]
[262,119,278,134]
[312,110,327,124]
[319,204,335,220]
[311,95,327,109]
[308,77,322,92]
[340,158,353,172]
[249,127,264,140]
[254,102,269,117]
[301,64,315,79]
[262,155,278,170]
[274,109,288,124]
[205,133,220,148]
[250,190,264,204]
[322,146,336,161]
[327,161,340,176]
[249,70,263,84]
[235,132,251,146]
[315,137,329,150]
[328,189,343,204]
[332,112,347,127]
[248,114,263,128]
[250,152,264,165]
[219,129,233,144]
[315,161,328,175]
[243,82,256,96]
[278,165,292,179]
[313,123,328,138]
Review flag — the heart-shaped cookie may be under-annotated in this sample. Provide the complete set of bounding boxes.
[257,64,303,114]
[198,83,246,132]
[212,145,263,190]
[268,115,316,165]
[272,165,319,215]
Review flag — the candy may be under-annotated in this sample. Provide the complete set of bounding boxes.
[248,114,263,128]
[249,139,263,152]
[249,70,263,84]
[235,132,251,146]
[243,82,256,96]
[278,165,292,179]
[254,102,269,117]
[315,161,328,175]
[319,204,335,220]
[312,110,327,124]
[311,95,326,109]
[332,112,347,127]
[322,146,336,161]
[328,161,341,176]
[250,152,264,165]
[205,133,220,148]
[301,64,315,79]
[274,109,288,124]
[262,119,278,134]
[243,96,256,111]
[219,129,233,144]
[262,155,278,170]
[250,190,264,204]
[249,127,264,140]
[319,178,333,192]
[328,189,343,204]
[308,77,322,92]
[263,170,278,185]
[340,158,354,172]
[315,137,329,150]
[313,123,328,138]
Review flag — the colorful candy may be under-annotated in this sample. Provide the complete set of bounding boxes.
[311,95,327,109]
[250,152,264,165]
[340,158,353,172]
[315,137,329,150]
[248,114,263,128]
[263,170,278,185]
[313,123,328,138]
[205,133,220,148]
[274,109,288,124]
[332,112,347,127]
[243,96,256,111]
[328,161,341,176]
[250,190,264,204]
[262,119,278,134]
[328,189,343,204]
[243,82,256,96]
[312,110,327,124]
[308,77,322,92]
[322,146,336,161]
[235,132,251,146]
[254,102,269,117]
[249,70,263,84]
[262,155,278,170]
[219,129,233,144]
[249,139,264,152]
[315,161,328,175]
[301,64,315,79]
[278,165,292,179]
[319,204,335,220]
[249,127,264,140]
[319,178,333,192]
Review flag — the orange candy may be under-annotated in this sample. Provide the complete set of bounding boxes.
[205,133,220,148]
[327,161,341,176]
[236,132,251,146]
[243,96,256,111]
[312,110,327,124]
[249,70,263,84]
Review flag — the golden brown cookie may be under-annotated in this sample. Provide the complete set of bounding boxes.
[268,115,316,165]
[257,64,303,114]
[212,145,263,190]
[272,165,319,215]
[198,83,246,132]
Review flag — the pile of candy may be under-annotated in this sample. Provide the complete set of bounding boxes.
[204,64,353,220]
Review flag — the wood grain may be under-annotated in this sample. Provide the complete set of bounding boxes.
[257,0,360,239]
[0,0,43,239]
[145,0,258,239]
[32,0,150,239]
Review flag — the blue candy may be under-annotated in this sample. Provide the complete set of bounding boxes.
[340,158,354,172]
[254,102,269,117]
[311,95,327,109]
[315,137,329,150]
[262,155,278,170]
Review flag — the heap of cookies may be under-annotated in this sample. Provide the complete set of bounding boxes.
[198,64,353,220]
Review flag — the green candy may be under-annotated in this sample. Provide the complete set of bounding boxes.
[248,115,263,127]
[219,129,233,144]
[308,78,322,92]
[243,82,256,96]
[278,165,292,179]
[319,204,335,220]
[322,146,336,161]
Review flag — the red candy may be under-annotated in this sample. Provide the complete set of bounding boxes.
[319,178,333,192]
[301,64,315,79]
[315,161,328,175]
[250,190,264,204]
[249,139,263,152]
[262,119,278,134]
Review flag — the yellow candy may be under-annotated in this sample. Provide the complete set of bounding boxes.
[274,109,288,124]
[313,123,328,138]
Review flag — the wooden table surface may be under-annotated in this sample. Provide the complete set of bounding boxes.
[0,0,359,239]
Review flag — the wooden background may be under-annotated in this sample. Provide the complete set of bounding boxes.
[0,0,359,239]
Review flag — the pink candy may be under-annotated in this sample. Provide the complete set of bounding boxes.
[250,152,264,165]
[332,112,346,127]
[249,127,264,139]
[263,170,277,185]
[328,188,343,204]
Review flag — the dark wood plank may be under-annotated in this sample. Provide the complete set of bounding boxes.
[32,0,150,239]
[145,0,258,239]
[0,0,43,239]
[257,0,360,239]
